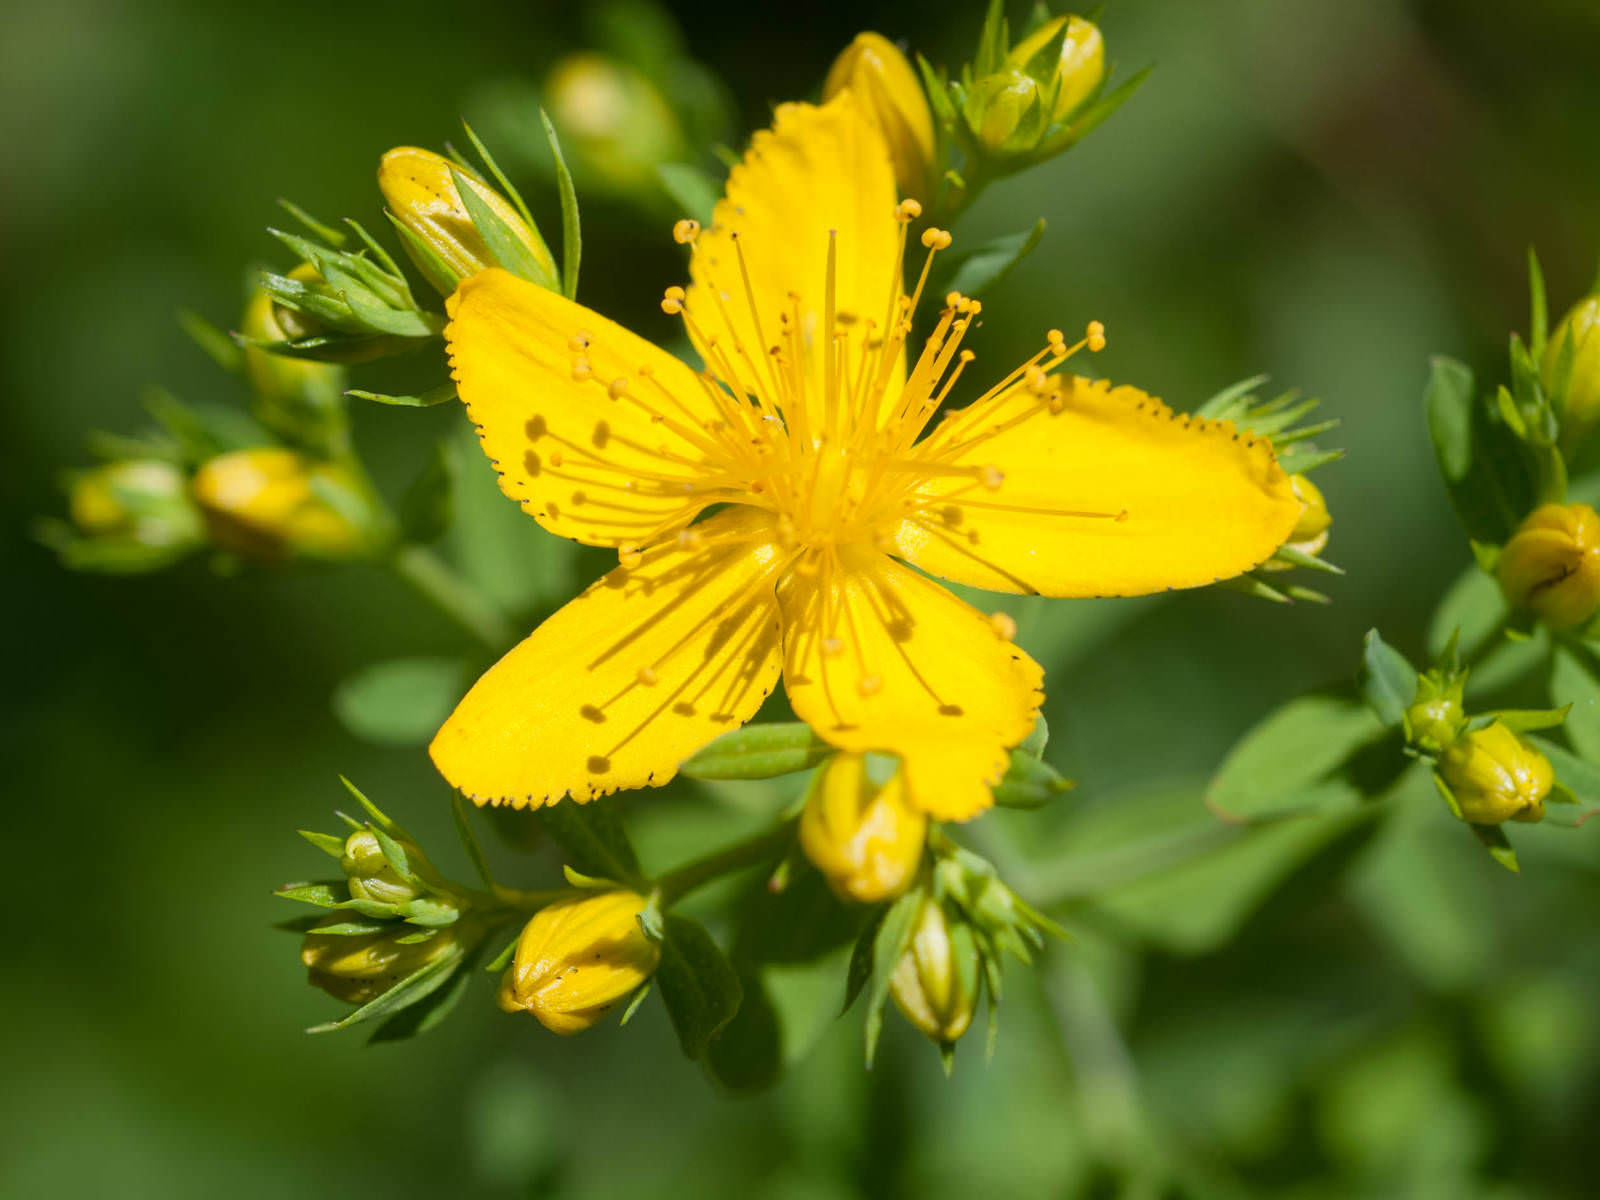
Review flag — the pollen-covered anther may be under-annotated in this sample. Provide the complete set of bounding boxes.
[920,227,952,251]
[660,286,686,315]
[1047,328,1066,350]
[608,377,629,399]
[959,350,976,365]
[857,675,884,698]
[1086,320,1107,352]
[980,465,1005,491]
[989,611,1018,641]
[895,198,923,222]
[571,356,592,381]
[636,666,659,687]
[672,218,700,244]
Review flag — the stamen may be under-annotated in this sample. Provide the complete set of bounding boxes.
[1086,320,1107,352]
[672,219,700,244]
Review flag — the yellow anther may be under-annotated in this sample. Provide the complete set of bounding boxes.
[661,285,686,315]
[989,611,1018,641]
[959,350,976,364]
[1086,320,1106,352]
[920,227,952,250]
[672,218,700,244]
[608,377,629,399]
[965,299,982,315]
[895,198,923,222]
[980,465,1005,491]
[821,637,845,657]
[636,666,659,687]
[857,675,884,698]
[567,333,590,351]
[945,290,963,310]
[1047,328,1065,349]
[571,356,592,381]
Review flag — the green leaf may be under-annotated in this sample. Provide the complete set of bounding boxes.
[539,110,582,300]
[732,860,868,966]
[307,942,466,1034]
[1424,355,1536,545]
[399,439,458,544]
[938,220,1046,302]
[1206,692,1389,824]
[991,752,1074,808]
[1552,647,1600,761]
[450,166,555,291]
[368,949,476,1043]
[864,891,922,1067]
[347,382,457,408]
[656,163,721,225]
[703,970,783,1093]
[679,722,833,780]
[534,800,642,884]
[333,657,469,747]
[1358,629,1419,727]
[656,915,743,1060]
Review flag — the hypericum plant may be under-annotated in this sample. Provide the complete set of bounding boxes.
[40,4,1345,1086]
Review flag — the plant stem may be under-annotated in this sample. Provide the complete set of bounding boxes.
[390,543,517,653]
[656,820,797,904]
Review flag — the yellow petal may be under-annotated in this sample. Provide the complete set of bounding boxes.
[778,547,1042,820]
[447,268,728,548]
[892,375,1301,596]
[686,93,901,399]
[431,508,786,806]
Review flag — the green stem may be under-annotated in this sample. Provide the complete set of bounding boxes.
[656,820,797,904]
[390,543,517,652]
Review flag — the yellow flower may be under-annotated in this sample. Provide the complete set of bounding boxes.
[1497,502,1600,630]
[430,93,1300,819]
[302,918,467,1006]
[1007,15,1104,124]
[823,33,936,199]
[497,890,659,1035]
[800,753,926,903]
[192,447,376,561]
[1438,721,1552,825]
[890,898,975,1044]
[1545,295,1600,446]
[379,147,556,296]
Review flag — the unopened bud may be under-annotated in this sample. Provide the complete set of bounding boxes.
[192,447,378,562]
[339,829,426,906]
[1007,15,1105,124]
[69,459,201,549]
[544,53,686,191]
[1497,503,1600,629]
[964,70,1040,154]
[1264,473,1332,569]
[240,271,348,447]
[1438,721,1553,826]
[1404,696,1466,756]
[823,33,936,199]
[497,890,660,1035]
[890,898,977,1045]
[379,147,556,296]
[1544,295,1600,447]
[302,917,469,1006]
[799,754,927,903]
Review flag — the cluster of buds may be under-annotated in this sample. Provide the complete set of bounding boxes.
[47,458,206,573]
[1496,502,1600,631]
[192,447,383,563]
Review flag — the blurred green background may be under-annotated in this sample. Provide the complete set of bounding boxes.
[6,0,1600,1196]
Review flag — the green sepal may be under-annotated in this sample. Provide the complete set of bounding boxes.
[485,931,519,973]
[655,915,743,1060]
[450,166,557,292]
[301,918,390,937]
[619,982,653,1026]
[863,890,923,1067]
[1017,714,1049,759]
[1467,705,1570,734]
[347,383,457,408]
[298,829,347,859]
[680,722,833,780]
[991,752,1074,808]
[1468,822,1520,874]
[539,110,582,300]
[367,945,478,1043]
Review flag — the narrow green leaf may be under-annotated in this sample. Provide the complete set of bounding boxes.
[450,166,553,290]
[276,198,347,247]
[865,891,922,1067]
[348,383,457,409]
[274,881,347,907]
[656,915,743,1060]
[1528,247,1548,360]
[540,110,582,300]
[298,829,347,859]
[307,943,465,1034]
[178,308,244,374]
[451,795,495,888]
[368,950,475,1043]
[1358,629,1419,727]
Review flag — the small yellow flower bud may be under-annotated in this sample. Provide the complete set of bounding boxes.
[1007,16,1105,123]
[240,269,347,432]
[339,829,426,906]
[1404,696,1466,756]
[890,899,976,1045]
[191,448,377,562]
[1437,721,1553,826]
[799,754,927,903]
[378,147,556,296]
[69,459,199,548]
[1544,295,1600,446]
[823,33,937,200]
[1497,503,1600,629]
[497,890,660,1035]
[965,70,1040,154]
[544,54,686,191]
[302,918,469,1006]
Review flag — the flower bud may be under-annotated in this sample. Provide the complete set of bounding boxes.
[890,898,977,1045]
[340,829,425,906]
[497,890,660,1035]
[1543,295,1600,446]
[302,917,468,1006]
[544,53,686,191]
[823,33,936,200]
[192,447,379,562]
[379,147,556,296]
[800,754,926,903]
[1006,15,1104,124]
[69,459,202,549]
[1438,721,1553,825]
[1404,696,1465,756]
[1497,503,1600,629]
[963,70,1041,154]
[240,269,347,436]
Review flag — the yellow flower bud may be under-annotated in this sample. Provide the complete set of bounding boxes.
[823,33,936,200]
[1497,503,1600,629]
[302,918,468,1006]
[69,459,200,548]
[890,899,976,1045]
[378,147,556,296]
[1404,696,1465,756]
[497,890,660,1035]
[544,53,686,191]
[1437,721,1553,826]
[340,829,425,906]
[800,754,926,903]
[1544,295,1600,446]
[241,268,346,397]
[1007,15,1105,123]
[191,447,377,561]
[965,70,1040,154]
